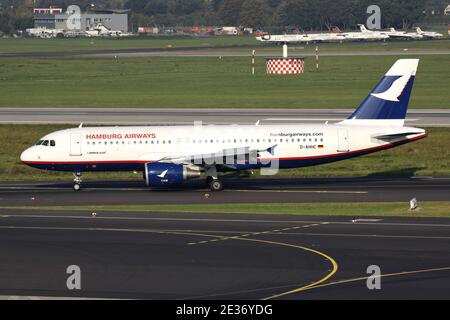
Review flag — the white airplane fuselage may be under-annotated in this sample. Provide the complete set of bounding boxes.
[21,124,425,173]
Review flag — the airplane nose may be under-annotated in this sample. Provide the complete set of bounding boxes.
[20,148,32,163]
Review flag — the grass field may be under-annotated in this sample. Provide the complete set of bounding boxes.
[0,36,259,52]
[2,202,450,217]
[1,125,448,181]
[0,54,448,108]
[0,36,448,53]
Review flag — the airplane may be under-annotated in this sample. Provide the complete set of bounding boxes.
[255,27,345,43]
[85,23,133,37]
[20,59,426,192]
[382,27,423,40]
[346,25,390,41]
[415,27,444,39]
[255,33,309,43]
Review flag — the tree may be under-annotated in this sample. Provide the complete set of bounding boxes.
[272,0,306,29]
[240,0,266,27]
[218,0,242,25]
[144,0,168,16]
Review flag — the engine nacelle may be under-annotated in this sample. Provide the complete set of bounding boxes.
[144,162,200,187]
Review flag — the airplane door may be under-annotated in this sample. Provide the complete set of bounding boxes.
[70,133,82,156]
[337,129,349,152]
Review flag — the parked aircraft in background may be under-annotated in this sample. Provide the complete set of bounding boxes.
[21,60,425,191]
[353,25,390,41]
[383,28,423,40]
[85,23,133,37]
[256,25,391,43]
[26,27,65,38]
[416,27,444,39]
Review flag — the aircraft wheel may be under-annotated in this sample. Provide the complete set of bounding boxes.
[209,179,223,192]
[73,183,81,191]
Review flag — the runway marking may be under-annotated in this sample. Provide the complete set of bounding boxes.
[226,189,368,194]
[180,265,450,300]
[278,266,450,296]
[1,212,450,228]
[0,223,338,299]
[3,221,450,299]
[0,187,371,194]
[186,222,327,246]
[269,231,450,240]
[351,218,382,222]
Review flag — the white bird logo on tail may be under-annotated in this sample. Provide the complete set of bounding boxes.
[370,73,411,102]
[157,169,168,178]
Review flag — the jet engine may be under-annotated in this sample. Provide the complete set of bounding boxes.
[144,163,201,187]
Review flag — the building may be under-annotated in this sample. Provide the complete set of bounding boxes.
[33,8,63,15]
[34,8,129,32]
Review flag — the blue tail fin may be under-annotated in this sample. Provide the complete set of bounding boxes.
[346,59,419,125]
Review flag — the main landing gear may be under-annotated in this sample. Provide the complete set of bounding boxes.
[205,166,223,191]
[73,172,82,191]
[206,176,223,192]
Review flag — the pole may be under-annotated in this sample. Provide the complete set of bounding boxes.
[283,43,288,58]
[315,45,319,71]
[252,49,255,75]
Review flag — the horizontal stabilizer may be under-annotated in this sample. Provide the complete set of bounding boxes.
[373,132,423,140]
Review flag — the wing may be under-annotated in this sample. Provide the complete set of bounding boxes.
[146,145,277,168]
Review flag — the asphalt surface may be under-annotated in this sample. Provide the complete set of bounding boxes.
[0,177,449,206]
[1,108,449,127]
[1,46,449,58]
[0,209,449,299]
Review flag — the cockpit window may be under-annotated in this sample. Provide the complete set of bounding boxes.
[35,139,55,146]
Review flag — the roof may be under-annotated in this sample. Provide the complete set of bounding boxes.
[89,8,130,14]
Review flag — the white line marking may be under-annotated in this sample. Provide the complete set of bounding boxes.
[225,189,368,194]
[1,213,450,228]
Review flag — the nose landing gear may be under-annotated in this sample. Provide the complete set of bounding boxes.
[73,172,82,191]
